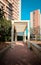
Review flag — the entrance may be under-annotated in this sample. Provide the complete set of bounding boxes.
[17,36,23,41]
[11,20,30,43]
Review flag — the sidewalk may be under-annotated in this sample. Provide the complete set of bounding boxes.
[0,41,41,65]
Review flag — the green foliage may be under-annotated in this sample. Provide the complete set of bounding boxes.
[0,7,4,18]
[0,7,11,42]
[0,18,11,42]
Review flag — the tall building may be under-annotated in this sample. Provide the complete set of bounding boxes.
[40,14,41,40]
[0,0,21,20]
[30,9,40,29]
[30,9,41,40]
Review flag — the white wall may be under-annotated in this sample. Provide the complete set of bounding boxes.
[30,12,33,29]
[18,0,21,20]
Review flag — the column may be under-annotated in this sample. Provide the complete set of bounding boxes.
[23,30,26,43]
[11,20,14,43]
[28,21,30,48]
[28,21,30,40]
[15,32,17,42]
[23,32,24,42]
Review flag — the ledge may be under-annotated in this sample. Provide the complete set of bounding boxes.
[31,43,41,52]
[29,42,41,60]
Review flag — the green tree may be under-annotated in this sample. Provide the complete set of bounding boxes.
[0,6,11,42]
[0,6,4,18]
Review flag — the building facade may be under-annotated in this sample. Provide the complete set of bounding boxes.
[0,0,21,20]
[30,9,41,40]
[40,14,41,40]
[30,9,40,29]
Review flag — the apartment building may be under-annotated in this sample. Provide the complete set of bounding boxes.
[30,9,40,29]
[40,14,41,40]
[0,0,21,20]
[30,9,41,40]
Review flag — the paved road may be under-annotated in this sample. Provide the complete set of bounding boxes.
[0,41,41,65]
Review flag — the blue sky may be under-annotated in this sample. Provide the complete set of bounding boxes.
[21,0,41,35]
[21,0,41,20]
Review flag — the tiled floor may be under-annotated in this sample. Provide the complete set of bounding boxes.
[0,41,41,65]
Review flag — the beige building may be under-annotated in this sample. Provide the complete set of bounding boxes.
[30,9,40,29]
[40,14,41,40]
[30,9,41,40]
[0,0,21,20]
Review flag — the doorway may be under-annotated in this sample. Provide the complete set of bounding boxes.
[17,36,23,41]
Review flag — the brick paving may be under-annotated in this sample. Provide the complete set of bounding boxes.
[0,41,41,65]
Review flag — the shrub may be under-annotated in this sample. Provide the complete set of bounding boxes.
[0,18,11,42]
[0,7,11,42]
